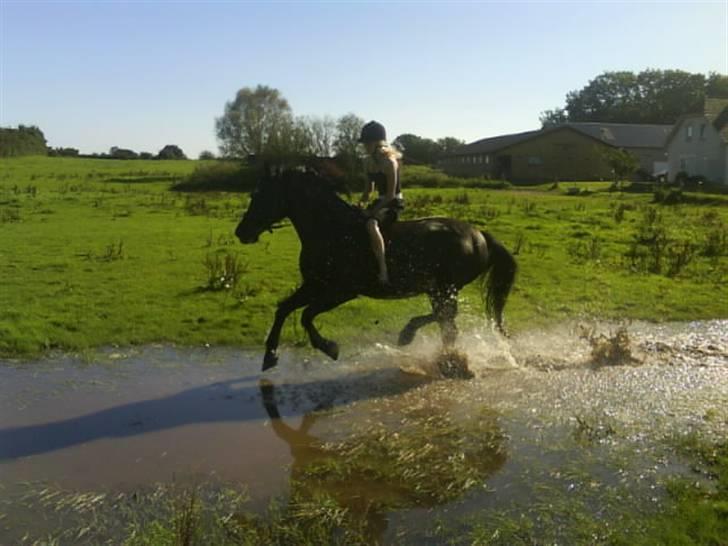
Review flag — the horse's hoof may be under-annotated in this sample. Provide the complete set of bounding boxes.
[262,351,279,371]
[398,328,416,346]
[322,340,339,361]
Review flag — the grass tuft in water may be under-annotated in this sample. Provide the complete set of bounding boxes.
[579,324,638,367]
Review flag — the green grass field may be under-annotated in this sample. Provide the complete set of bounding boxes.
[1,156,727,359]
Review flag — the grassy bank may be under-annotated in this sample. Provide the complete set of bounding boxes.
[1,157,727,358]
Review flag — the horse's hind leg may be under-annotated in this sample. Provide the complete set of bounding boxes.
[398,314,436,346]
[432,289,459,347]
[301,295,356,360]
[262,285,312,371]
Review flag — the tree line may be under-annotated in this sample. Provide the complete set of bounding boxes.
[215,85,464,167]
[540,69,728,126]
[0,128,190,160]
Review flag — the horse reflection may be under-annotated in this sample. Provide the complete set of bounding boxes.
[259,379,507,544]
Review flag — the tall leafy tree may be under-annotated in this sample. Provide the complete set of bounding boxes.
[541,70,728,126]
[392,133,439,164]
[333,113,364,159]
[215,85,293,158]
[300,116,337,157]
[332,113,365,190]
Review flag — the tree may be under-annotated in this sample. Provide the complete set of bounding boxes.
[0,125,47,157]
[110,146,138,160]
[706,72,728,98]
[333,113,364,159]
[540,69,728,126]
[332,113,365,189]
[393,133,440,164]
[539,108,568,128]
[435,137,466,158]
[199,150,216,160]
[215,85,293,158]
[602,147,639,189]
[157,145,186,160]
[302,116,337,157]
[47,147,79,157]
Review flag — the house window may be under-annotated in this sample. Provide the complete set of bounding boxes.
[686,125,693,141]
[528,156,543,166]
[485,155,490,164]
[699,124,706,139]
[680,158,688,171]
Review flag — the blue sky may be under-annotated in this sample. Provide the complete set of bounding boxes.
[1,0,725,157]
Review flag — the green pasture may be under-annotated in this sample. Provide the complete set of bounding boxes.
[1,156,727,359]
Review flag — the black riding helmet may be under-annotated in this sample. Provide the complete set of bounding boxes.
[358,121,386,143]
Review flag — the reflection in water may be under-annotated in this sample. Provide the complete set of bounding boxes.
[259,379,508,544]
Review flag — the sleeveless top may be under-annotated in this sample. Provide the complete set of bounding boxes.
[367,156,402,200]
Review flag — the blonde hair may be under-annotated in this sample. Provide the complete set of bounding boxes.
[369,140,402,161]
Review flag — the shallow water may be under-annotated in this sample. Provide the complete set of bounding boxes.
[1,320,726,544]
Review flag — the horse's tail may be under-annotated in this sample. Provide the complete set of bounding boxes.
[480,231,517,335]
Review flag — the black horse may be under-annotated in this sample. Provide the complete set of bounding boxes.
[236,168,517,371]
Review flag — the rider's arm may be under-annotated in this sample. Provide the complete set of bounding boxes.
[381,156,398,201]
[368,156,398,213]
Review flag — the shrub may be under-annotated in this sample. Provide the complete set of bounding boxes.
[202,251,247,291]
[567,236,602,263]
[173,162,257,192]
[674,171,689,185]
[653,188,683,204]
[702,224,728,257]
[402,165,510,189]
[612,202,627,224]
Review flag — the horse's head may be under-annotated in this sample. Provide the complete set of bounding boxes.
[235,170,287,244]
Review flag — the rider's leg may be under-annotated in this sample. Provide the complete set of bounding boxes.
[366,218,388,283]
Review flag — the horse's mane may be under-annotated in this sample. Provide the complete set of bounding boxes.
[281,169,365,226]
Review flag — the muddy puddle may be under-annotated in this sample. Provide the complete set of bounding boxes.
[1,320,726,544]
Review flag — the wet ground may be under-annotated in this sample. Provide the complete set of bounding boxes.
[1,320,726,544]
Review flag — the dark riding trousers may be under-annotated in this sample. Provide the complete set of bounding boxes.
[366,170,404,229]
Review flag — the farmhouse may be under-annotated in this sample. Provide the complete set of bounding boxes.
[441,122,672,183]
[665,98,728,185]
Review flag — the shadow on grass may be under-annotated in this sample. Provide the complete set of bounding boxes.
[0,368,429,460]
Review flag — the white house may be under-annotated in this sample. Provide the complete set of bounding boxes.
[666,98,728,185]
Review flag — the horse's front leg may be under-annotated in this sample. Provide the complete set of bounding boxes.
[301,294,356,360]
[262,285,312,371]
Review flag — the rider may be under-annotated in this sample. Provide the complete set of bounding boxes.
[358,121,404,285]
